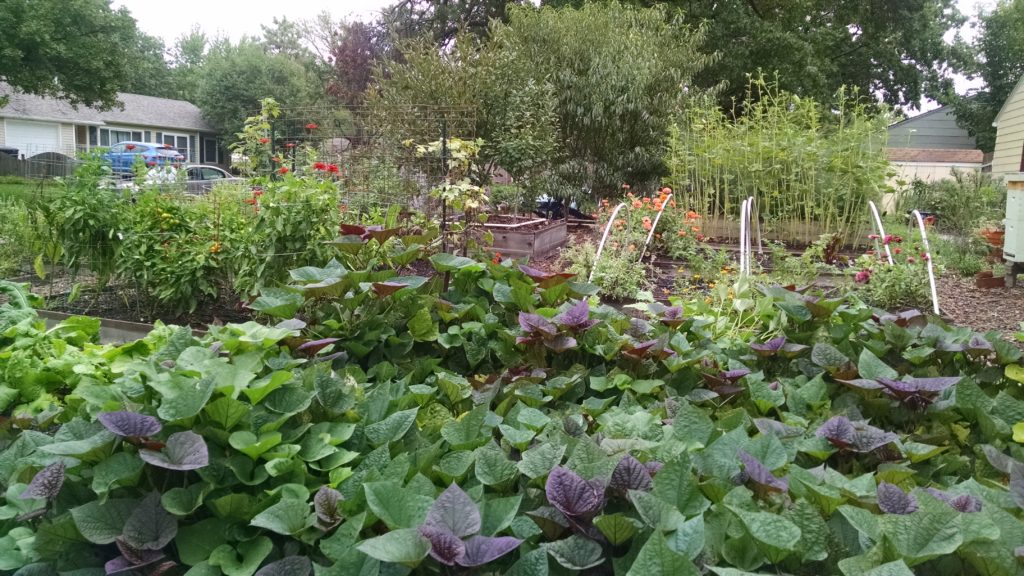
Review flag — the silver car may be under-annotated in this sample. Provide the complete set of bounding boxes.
[184,165,242,194]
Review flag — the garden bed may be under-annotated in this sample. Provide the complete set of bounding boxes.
[484,215,568,258]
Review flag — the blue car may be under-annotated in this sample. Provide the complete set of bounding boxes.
[102,141,185,175]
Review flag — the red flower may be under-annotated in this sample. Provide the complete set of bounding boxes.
[285,142,295,148]
[854,270,871,284]
[244,198,257,205]
[907,256,916,264]
[278,166,289,175]
[253,190,264,197]
[894,247,902,254]
[259,137,270,144]
[306,122,318,130]
[868,234,880,240]
[327,164,339,174]
[313,162,327,171]
[491,252,502,264]
[125,144,136,151]
[272,156,281,163]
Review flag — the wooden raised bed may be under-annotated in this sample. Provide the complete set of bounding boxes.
[484,216,568,259]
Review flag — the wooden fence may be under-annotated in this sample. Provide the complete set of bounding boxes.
[0,152,79,178]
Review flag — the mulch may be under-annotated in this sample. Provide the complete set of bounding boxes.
[937,274,1024,340]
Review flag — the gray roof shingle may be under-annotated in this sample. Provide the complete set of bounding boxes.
[0,82,215,132]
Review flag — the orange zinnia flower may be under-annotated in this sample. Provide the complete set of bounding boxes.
[632,200,642,209]
[642,197,650,203]
[678,229,687,237]
[686,211,699,220]
[691,226,700,232]
[642,217,652,231]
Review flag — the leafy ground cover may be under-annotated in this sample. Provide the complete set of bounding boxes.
[2,239,1024,576]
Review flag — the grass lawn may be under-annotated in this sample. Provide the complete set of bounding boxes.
[0,176,61,202]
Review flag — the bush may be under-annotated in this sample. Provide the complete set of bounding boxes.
[894,170,1005,234]
[561,240,652,301]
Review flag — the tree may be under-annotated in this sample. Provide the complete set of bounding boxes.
[196,41,316,137]
[327,21,385,106]
[0,0,141,108]
[490,3,712,192]
[122,32,176,99]
[168,27,209,103]
[544,0,966,112]
[380,0,525,47]
[948,0,1024,152]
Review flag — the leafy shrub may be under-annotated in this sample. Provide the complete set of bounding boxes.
[0,198,37,278]
[561,240,652,300]
[933,235,990,277]
[895,170,1006,234]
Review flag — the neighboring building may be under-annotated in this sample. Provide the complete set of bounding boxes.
[992,75,1024,179]
[0,83,221,165]
[886,105,983,184]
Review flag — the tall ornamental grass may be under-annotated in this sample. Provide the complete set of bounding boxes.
[665,78,892,245]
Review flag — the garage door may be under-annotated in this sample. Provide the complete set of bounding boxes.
[5,120,60,158]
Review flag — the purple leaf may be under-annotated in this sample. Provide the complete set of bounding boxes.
[623,339,674,360]
[424,483,481,538]
[925,488,982,512]
[420,526,466,566]
[544,335,578,353]
[644,461,663,477]
[122,493,177,550]
[254,556,312,576]
[459,535,523,567]
[816,416,897,453]
[105,550,164,575]
[721,368,752,381]
[750,336,786,357]
[139,431,209,471]
[877,482,918,514]
[555,300,597,331]
[738,450,788,493]
[660,306,686,328]
[20,461,65,500]
[518,312,558,336]
[314,486,344,530]
[875,377,959,409]
[609,455,653,494]
[966,335,994,358]
[99,412,162,438]
[296,338,340,356]
[518,265,575,288]
[546,467,604,520]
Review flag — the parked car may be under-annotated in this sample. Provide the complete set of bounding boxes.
[183,165,242,194]
[102,141,185,175]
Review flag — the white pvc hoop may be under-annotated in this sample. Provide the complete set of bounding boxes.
[868,200,894,265]
[745,196,756,274]
[590,202,627,283]
[911,209,941,315]
[638,194,673,263]
[739,198,749,276]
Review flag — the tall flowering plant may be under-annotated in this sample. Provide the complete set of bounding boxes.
[593,186,707,260]
[850,233,934,309]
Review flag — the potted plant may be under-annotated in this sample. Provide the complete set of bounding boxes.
[978,219,1005,248]
[975,263,1006,289]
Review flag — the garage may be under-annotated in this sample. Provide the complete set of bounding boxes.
[4,119,60,158]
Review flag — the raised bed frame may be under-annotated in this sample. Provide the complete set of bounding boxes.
[483,216,568,259]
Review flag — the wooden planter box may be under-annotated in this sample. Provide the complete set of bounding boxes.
[485,217,568,259]
[975,270,1005,289]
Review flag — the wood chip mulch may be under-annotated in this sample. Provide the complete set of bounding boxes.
[937,275,1024,340]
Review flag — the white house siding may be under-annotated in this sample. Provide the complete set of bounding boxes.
[993,93,1024,178]
[0,120,5,147]
[60,123,75,155]
[889,161,981,185]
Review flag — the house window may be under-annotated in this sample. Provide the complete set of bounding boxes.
[203,138,218,163]
[160,132,190,160]
[88,126,98,146]
[99,128,134,146]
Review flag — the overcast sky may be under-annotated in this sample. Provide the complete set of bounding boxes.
[113,0,996,110]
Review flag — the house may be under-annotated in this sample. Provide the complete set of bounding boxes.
[886,105,984,184]
[992,75,1024,179]
[0,82,221,165]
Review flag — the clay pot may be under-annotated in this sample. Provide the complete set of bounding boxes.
[975,270,1005,289]
[980,228,1005,248]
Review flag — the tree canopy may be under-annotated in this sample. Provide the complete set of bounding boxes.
[543,0,966,111]
[948,0,1024,152]
[0,0,141,108]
